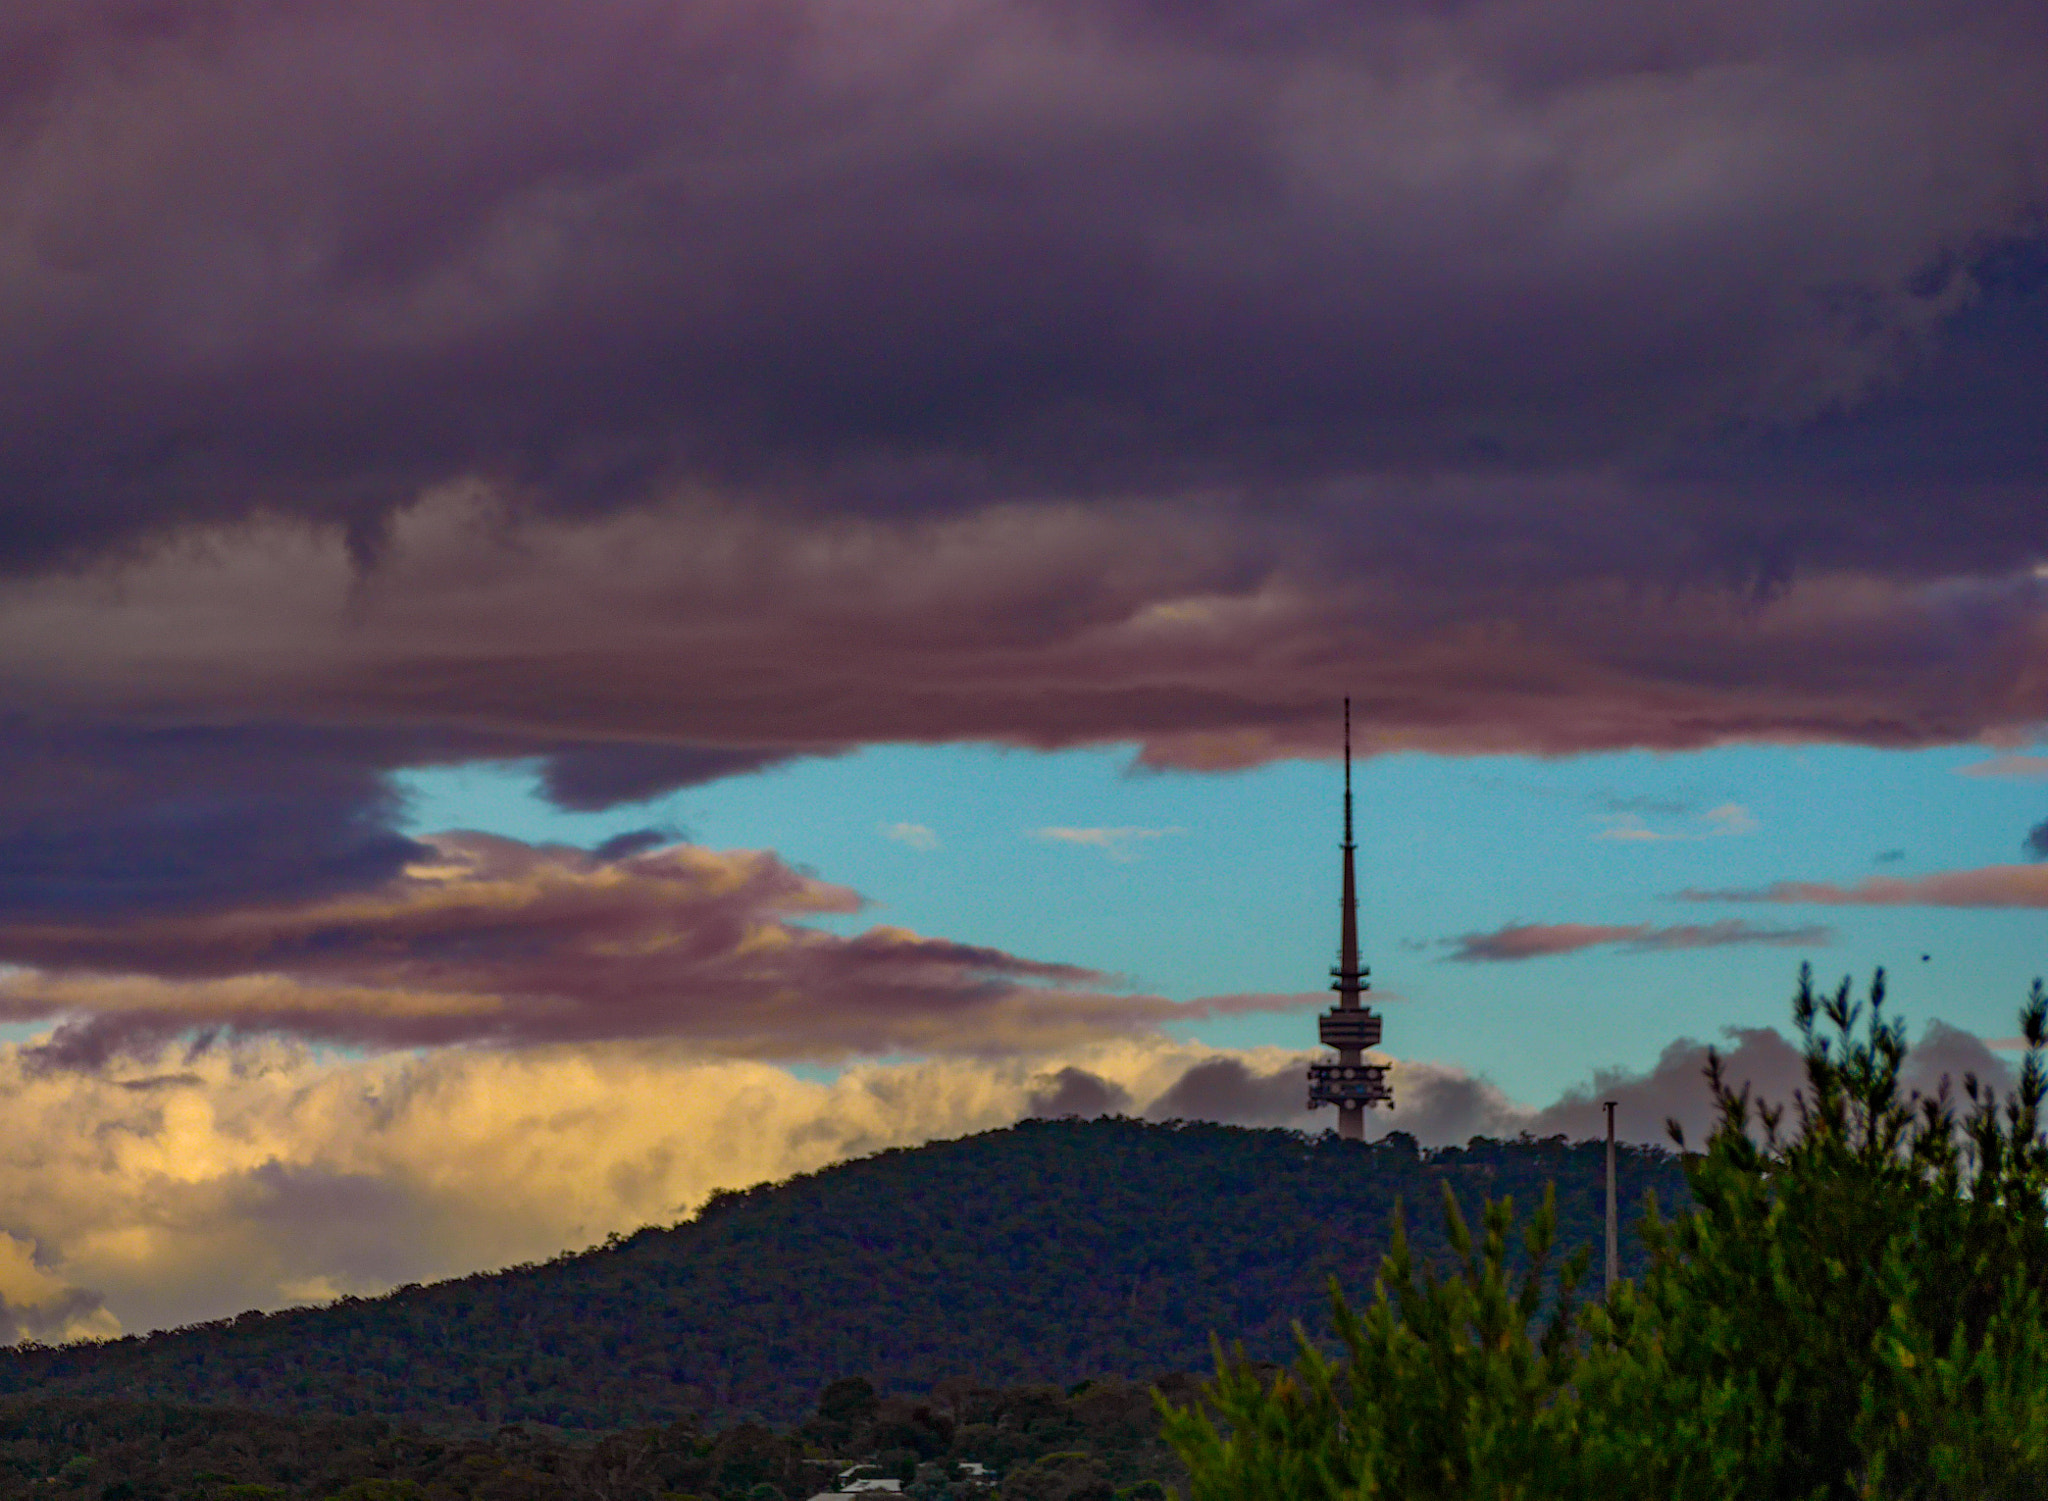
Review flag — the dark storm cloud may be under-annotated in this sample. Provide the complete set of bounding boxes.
[0,723,429,922]
[0,721,804,926]
[0,0,2041,583]
[1447,919,1831,962]
[0,0,2039,799]
[0,0,2041,1035]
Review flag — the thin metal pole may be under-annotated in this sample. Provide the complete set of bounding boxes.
[1603,1100,1618,1298]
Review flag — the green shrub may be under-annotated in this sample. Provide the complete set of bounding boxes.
[1161,968,2048,1501]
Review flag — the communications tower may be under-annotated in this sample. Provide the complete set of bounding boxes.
[1306,698,1392,1137]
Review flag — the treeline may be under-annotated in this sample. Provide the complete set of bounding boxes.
[0,1373,1195,1501]
[0,1121,1685,1429]
[1167,969,2048,1500]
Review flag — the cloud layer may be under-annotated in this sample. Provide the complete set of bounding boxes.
[0,1009,2019,1344]
[0,0,2040,842]
[3,0,2042,559]
[0,832,1235,1065]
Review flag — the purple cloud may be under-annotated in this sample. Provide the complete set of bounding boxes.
[0,0,2038,592]
[1448,919,1832,962]
[0,832,1185,1064]
[0,0,2039,1028]
[1680,866,2048,907]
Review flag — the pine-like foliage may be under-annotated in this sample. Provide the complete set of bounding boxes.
[1161,968,2048,1501]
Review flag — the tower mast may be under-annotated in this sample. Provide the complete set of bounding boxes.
[1338,698,1361,1005]
[1307,698,1392,1134]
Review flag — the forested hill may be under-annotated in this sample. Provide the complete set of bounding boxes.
[0,1119,1685,1431]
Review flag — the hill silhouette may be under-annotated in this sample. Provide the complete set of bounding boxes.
[0,1119,1685,1431]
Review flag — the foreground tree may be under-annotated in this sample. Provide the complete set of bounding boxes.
[1160,968,2048,1500]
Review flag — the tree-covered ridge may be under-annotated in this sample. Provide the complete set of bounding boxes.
[0,1121,1685,1430]
[0,1373,1196,1500]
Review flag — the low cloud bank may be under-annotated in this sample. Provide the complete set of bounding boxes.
[0,1013,2019,1344]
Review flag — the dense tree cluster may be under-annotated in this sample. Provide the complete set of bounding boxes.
[0,1122,1682,1429]
[1164,970,2048,1499]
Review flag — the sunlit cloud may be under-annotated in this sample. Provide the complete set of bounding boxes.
[1702,803,1760,837]
[1595,803,1760,842]
[1680,865,2048,908]
[1033,827,1187,862]
[881,822,940,852]
[1957,755,2048,780]
[0,1002,2022,1345]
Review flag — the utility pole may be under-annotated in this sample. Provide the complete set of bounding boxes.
[1604,1099,1619,1298]
[1307,699,1391,1132]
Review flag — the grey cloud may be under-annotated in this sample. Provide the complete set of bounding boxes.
[1528,1028,1810,1148]
[591,827,681,863]
[1528,1018,2019,1148]
[224,1163,440,1295]
[1145,1058,1308,1126]
[1903,1020,2018,1104]
[1027,1067,1133,1119]
[1371,1062,1525,1148]
[2025,817,2048,860]
[1131,1054,1525,1145]
[0,1286,113,1346]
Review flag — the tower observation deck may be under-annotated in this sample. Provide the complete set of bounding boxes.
[1306,698,1392,1137]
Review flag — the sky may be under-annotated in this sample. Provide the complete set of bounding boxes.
[0,0,2044,1344]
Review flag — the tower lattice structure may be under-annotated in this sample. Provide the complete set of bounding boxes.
[1306,698,1392,1136]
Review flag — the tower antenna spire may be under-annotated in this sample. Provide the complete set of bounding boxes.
[1340,697,1357,985]
[1307,698,1391,1135]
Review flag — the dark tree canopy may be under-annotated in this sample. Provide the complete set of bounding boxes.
[0,1120,1682,1430]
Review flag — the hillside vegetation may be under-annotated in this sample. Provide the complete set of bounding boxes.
[0,1120,1683,1430]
